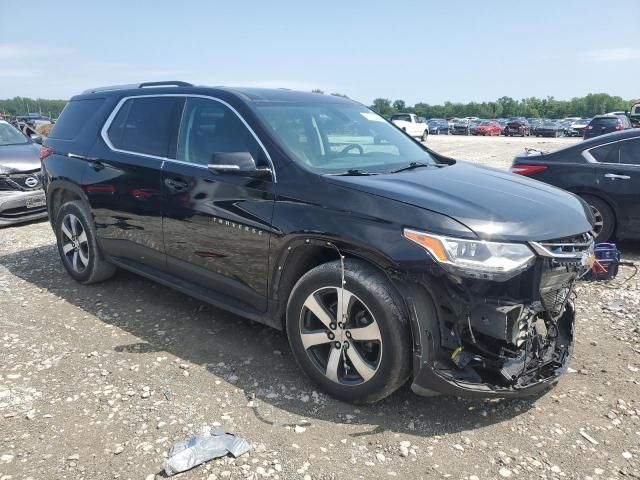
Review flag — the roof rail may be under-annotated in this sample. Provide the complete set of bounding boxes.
[82,81,194,94]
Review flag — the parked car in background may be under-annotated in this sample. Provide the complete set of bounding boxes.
[450,118,471,135]
[42,81,594,402]
[534,121,564,138]
[471,120,501,136]
[629,103,640,128]
[584,115,632,140]
[0,120,47,226]
[511,129,640,241]
[390,113,429,141]
[568,118,591,137]
[505,118,530,137]
[427,118,449,135]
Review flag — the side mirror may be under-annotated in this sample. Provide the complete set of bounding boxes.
[30,134,43,144]
[208,152,271,178]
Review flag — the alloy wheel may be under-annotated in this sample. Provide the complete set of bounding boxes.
[299,287,382,385]
[61,213,90,273]
[589,204,604,238]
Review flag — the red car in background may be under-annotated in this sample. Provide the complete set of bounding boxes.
[471,120,502,136]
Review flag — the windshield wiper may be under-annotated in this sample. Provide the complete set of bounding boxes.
[327,169,379,176]
[389,162,433,173]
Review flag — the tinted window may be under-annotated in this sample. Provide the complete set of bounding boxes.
[591,117,620,127]
[620,139,640,165]
[50,98,105,140]
[391,114,411,122]
[107,97,184,157]
[591,143,619,163]
[177,97,262,166]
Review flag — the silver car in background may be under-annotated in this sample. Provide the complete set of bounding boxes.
[0,121,47,226]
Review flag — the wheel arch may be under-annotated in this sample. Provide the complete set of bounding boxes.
[47,180,90,226]
[566,188,619,233]
[271,236,406,330]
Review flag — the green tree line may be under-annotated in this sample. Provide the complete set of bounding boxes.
[1,92,638,121]
[0,97,68,119]
[370,93,639,119]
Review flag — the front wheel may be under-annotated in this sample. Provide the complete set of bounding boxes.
[55,200,116,284]
[286,260,411,404]
[421,130,428,142]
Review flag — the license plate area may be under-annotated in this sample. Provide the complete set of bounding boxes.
[26,193,46,208]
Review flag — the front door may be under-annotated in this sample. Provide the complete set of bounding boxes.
[162,97,275,312]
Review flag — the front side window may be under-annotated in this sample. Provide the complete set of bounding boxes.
[0,122,28,146]
[620,139,640,165]
[107,96,184,158]
[177,97,263,166]
[253,102,436,174]
[590,143,619,163]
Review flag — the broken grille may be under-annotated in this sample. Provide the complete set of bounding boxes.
[530,232,593,259]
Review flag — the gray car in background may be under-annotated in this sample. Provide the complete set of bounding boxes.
[0,121,47,226]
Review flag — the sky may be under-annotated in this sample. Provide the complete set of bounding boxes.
[2,0,639,105]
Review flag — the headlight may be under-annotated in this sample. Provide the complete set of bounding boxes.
[403,228,535,280]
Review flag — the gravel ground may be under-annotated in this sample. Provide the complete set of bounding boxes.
[1,136,639,480]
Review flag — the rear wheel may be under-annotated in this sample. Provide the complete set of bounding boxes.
[55,200,116,284]
[286,260,411,403]
[421,130,428,142]
[580,194,615,242]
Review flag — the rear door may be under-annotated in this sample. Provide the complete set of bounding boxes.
[85,95,184,271]
[162,96,275,312]
[590,138,640,237]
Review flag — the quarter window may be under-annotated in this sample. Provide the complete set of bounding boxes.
[590,143,619,163]
[106,97,184,158]
[177,97,263,166]
[620,139,640,165]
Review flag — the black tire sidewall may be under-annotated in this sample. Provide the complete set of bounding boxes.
[286,260,411,403]
[55,201,102,283]
[580,195,615,242]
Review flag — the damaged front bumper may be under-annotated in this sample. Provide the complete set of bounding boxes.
[401,234,590,398]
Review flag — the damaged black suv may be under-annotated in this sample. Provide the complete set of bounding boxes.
[41,82,594,403]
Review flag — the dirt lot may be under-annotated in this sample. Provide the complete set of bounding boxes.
[1,136,639,480]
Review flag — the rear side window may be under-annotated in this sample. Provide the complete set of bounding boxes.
[591,143,619,163]
[620,139,640,165]
[106,97,184,158]
[50,98,105,140]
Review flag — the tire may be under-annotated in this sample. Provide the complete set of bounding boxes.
[580,195,615,242]
[421,130,428,142]
[54,200,116,284]
[286,259,411,404]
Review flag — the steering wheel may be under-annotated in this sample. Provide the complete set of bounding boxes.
[340,144,364,155]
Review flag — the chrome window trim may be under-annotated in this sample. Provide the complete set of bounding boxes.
[582,136,640,166]
[100,94,276,181]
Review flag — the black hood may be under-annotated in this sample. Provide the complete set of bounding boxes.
[0,143,41,173]
[325,161,592,242]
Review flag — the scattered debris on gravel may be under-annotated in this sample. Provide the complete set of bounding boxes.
[1,137,638,479]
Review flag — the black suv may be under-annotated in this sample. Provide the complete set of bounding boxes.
[584,114,632,139]
[42,81,594,403]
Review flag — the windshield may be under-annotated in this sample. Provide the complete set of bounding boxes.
[252,102,436,174]
[0,123,29,146]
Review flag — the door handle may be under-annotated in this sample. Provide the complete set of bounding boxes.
[165,178,189,190]
[604,173,630,180]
